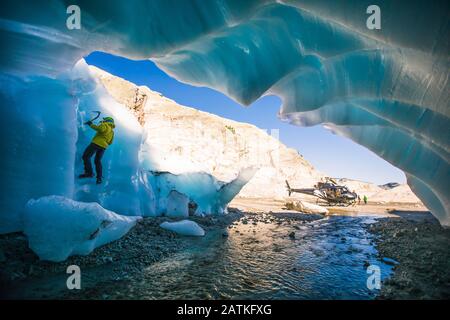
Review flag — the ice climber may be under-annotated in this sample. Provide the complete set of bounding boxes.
[79,117,115,184]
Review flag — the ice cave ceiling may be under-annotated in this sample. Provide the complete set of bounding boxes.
[0,0,449,227]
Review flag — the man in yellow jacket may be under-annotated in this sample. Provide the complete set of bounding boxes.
[79,117,115,184]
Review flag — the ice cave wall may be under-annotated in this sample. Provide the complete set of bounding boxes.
[0,72,78,233]
[0,59,147,233]
[0,0,449,227]
[0,57,255,233]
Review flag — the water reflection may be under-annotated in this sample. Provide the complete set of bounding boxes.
[138,215,392,299]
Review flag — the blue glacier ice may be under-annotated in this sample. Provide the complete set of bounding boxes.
[0,0,449,232]
[145,167,258,217]
[24,195,141,262]
[71,60,146,217]
[0,56,256,239]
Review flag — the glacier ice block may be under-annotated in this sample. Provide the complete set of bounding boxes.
[24,195,141,262]
[160,220,205,237]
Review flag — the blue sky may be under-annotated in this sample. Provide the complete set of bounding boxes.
[85,51,406,185]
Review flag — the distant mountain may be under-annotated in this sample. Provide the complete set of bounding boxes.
[89,65,324,199]
[89,65,423,204]
[336,179,421,204]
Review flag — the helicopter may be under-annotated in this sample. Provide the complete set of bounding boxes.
[285,177,358,206]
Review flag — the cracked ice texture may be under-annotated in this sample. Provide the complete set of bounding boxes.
[0,0,449,225]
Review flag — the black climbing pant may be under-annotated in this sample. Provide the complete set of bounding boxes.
[82,143,106,178]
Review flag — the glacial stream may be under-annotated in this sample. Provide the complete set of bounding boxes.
[3,213,395,299]
[129,214,392,299]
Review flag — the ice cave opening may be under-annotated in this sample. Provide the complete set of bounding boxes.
[0,1,449,262]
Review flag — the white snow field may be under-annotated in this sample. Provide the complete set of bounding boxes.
[0,0,449,250]
[24,196,141,262]
[160,220,205,237]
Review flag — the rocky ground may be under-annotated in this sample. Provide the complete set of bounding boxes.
[1,203,448,300]
[70,210,324,299]
[0,209,323,299]
[0,210,244,299]
[232,198,450,300]
[366,211,450,299]
[231,197,427,217]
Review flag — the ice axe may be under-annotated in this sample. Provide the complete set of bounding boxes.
[84,111,101,125]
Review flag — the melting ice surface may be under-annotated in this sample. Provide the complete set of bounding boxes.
[0,0,449,237]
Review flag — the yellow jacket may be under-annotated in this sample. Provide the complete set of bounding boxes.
[90,122,115,149]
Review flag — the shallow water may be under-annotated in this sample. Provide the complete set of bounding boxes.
[133,215,392,299]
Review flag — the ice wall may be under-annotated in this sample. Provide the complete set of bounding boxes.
[0,71,78,233]
[72,60,147,217]
[143,167,257,216]
[0,0,449,225]
[0,56,253,233]
[0,59,147,233]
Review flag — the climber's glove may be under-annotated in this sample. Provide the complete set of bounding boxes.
[85,120,93,126]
